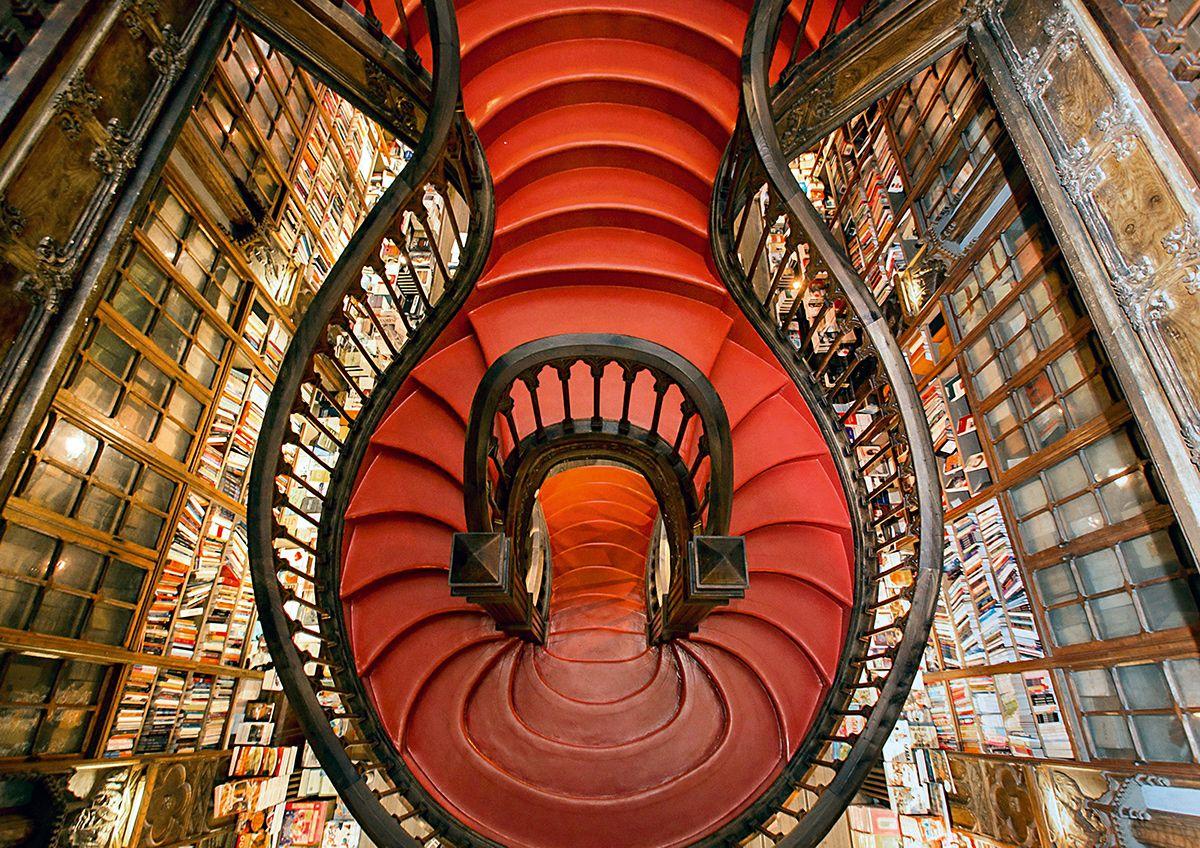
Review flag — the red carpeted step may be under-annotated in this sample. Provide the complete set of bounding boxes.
[466,287,733,371]
[369,388,466,482]
[495,167,710,254]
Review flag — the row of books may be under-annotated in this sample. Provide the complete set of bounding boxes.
[105,666,238,755]
[921,672,1072,759]
[198,366,270,502]
[942,499,1043,668]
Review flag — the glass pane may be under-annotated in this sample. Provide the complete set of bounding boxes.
[83,604,132,646]
[100,561,145,604]
[1132,714,1193,762]
[76,488,123,534]
[1057,493,1103,540]
[22,465,82,514]
[132,360,171,405]
[1123,532,1182,582]
[168,389,203,430]
[1003,330,1038,373]
[1170,659,1200,707]
[70,363,121,415]
[88,326,136,378]
[116,396,158,443]
[0,526,55,580]
[137,469,175,512]
[1116,663,1174,710]
[1064,376,1111,425]
[1084,433,1138,481]
[0,709,40,756]
[1075,548,1123,595]
[1089,592,1142,640]
[1072,668,1120,711]
[1,655,58,702]
[973,359,1005,397]
[1045,456,1088,500]
[985,399,1020,438]
[1099,473,1157,523]
[30,591,88,638]
[1019,510,1059,553]
[42,421,98,472]
[50,544,104,593]
[1137,581,1199,631]
[1048,603,1092,646]
[1030,404,1067,450]
[1010,478,1048,517]
[55,662,105,705]
[1085,714,1136,759]
[120,507,164,549]
[1036,563,1078,604]
[94,447,139,492]
[35,708,90,755]
[995,430,1031,468]
[155,420,191,462]
[994,303,1028,343]
[0,578,37,630]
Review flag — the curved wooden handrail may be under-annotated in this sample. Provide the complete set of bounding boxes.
[705,1,944,844]
[246,2,498,845]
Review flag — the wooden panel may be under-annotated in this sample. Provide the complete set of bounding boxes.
[771,0,974,156]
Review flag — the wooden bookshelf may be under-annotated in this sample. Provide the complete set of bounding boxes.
[0,22,402,764]
[797,47,1200,769]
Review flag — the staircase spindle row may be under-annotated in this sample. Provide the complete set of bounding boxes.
[709,0,943,845]
[454,334,746,645]
[247,2,497,846]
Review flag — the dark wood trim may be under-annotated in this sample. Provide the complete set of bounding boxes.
[0,626,265,679]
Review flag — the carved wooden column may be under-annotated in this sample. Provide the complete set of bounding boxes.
[965,0,1200,551]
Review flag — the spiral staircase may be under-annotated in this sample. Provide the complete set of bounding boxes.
[248,1,942,846]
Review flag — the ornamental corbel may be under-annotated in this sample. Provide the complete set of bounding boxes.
[1043,10,1080,58]
[54,72,102,141]
[1111,256,1165,331]
[0,195,26,244]
[365,64,419,134]
[121,0,161,39]
[1162,222,1200,265]
[1055,138,1104,203]
[17,237,75,313]
[1094,99,1138,162]
[1014,47,1052,99]
[1160,222,1200,295]
[89,118,135,177]
[232,216,283,279]
[148,25,184,77]
[959,0,1000,26]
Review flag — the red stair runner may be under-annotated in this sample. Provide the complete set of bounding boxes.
[342,2,861,845]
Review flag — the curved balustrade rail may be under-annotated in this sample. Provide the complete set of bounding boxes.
[247,2,497,845]
[451,334,746,644]
[708,0,943,844]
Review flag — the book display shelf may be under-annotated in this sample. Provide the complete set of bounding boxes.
[0,23,407,765]
[793,46,1200,779]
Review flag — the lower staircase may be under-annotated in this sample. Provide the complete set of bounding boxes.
[239,0,946,845]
